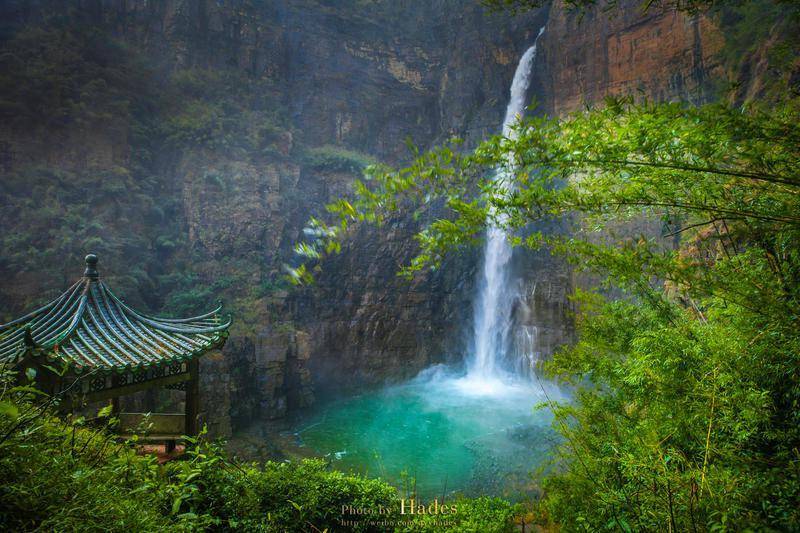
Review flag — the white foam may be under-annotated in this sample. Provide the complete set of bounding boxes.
[470,26,546,381]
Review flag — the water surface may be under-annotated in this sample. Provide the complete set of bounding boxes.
[289,365,564,499]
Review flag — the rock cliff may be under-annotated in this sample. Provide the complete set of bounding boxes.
[535,0,723,114]
[0,0,725,436]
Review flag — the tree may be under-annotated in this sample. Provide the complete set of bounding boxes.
[290,95,800,529]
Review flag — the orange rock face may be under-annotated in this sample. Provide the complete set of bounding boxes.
[537,0,724,114]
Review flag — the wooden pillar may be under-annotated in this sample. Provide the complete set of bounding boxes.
[185,359,200,436]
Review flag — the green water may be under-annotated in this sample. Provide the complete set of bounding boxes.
[289,365,564,499]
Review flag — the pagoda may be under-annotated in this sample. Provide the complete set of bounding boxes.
[0,254,231,441]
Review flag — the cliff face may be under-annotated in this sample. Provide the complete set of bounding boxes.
[534,0,723,114]
[0,0,724,435]
[292,0,726,401]
[160,0,549,420]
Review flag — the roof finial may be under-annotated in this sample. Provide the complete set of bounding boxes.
[23,325,36,348]
[84,253,99,279]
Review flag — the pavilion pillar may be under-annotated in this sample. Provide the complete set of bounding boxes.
[185,359,200,436]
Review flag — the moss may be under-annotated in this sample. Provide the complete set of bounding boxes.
[303,145,376,173]
[0,17,296,322]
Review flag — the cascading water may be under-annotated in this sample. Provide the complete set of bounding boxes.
[287,28,564,496]
[469,27,546,382]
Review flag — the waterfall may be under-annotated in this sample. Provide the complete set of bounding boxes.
[469,27,545,381]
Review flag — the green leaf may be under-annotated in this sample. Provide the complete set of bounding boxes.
[9,385,48,397]
[0,400,19,420]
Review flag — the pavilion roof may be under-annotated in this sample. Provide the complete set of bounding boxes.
[0,254,231,374]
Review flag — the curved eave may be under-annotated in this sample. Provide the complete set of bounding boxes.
[0,277,231,376]
[0,280,87,363]
[104,285,232,334]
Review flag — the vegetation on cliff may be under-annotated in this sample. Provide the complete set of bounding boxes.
[0,6,355,329]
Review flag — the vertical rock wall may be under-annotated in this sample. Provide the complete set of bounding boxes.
[534,0,724,115]
[0,0,726,436]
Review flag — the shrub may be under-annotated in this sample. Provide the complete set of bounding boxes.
[0,370,522,531]
[303,145,376,173]
[0,377,175,531]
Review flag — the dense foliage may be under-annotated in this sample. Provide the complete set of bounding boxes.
[303,145,378,174]
[0,372,520,532]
